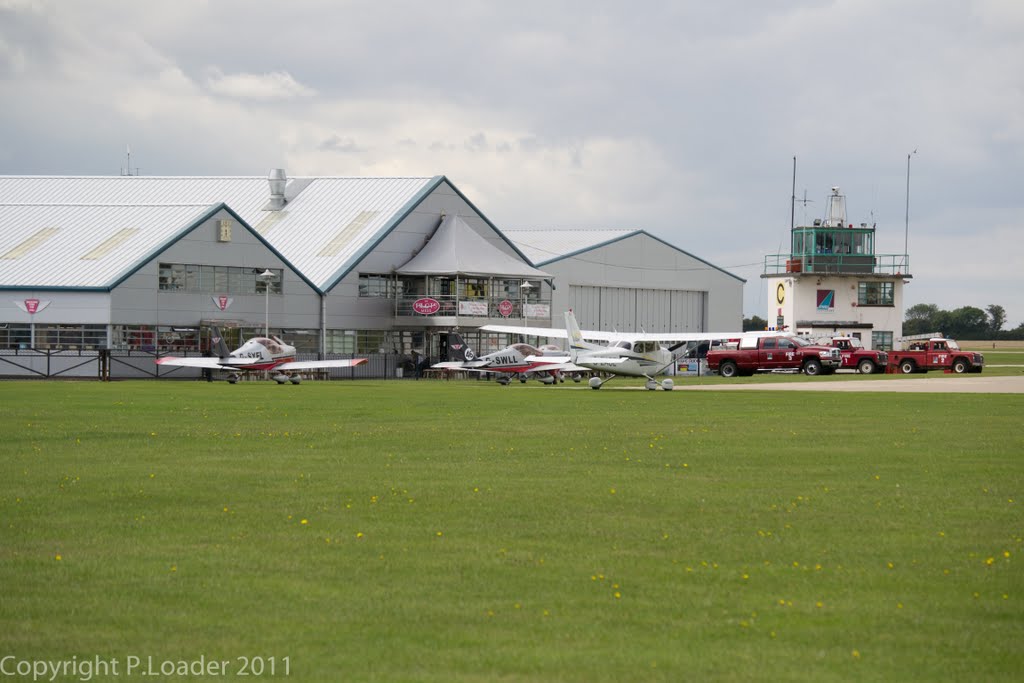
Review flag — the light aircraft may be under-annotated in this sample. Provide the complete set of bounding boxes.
[432,332,585,385]
[482,311,760,390]
[155,328,367,384]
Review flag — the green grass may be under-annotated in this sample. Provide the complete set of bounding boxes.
[1,380,1022,682]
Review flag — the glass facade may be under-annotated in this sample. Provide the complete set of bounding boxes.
[158,263,283,295]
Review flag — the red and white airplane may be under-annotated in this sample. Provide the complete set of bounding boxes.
[432,332,585,385]
[155,328,367,384]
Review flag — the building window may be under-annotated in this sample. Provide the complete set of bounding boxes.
[872,331,893,351]
[858,281,894,306]
[358,274,397,298]
[0,323,32,349]
[33,324,108,350]
[158,263,283,295]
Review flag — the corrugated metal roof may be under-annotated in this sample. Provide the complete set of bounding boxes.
[0,175,436,290]
[0,203,211,288]
[502,228,639,265]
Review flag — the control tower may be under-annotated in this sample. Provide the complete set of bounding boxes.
[762,188,910,350]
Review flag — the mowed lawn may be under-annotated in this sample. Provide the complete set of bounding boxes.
[1,380,1021,682]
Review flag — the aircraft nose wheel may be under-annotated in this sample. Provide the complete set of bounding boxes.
[645,380,658,391]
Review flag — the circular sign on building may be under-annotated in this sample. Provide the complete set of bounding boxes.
[776,283,786,305]
[413,297,440,315]
[498,299,513,317]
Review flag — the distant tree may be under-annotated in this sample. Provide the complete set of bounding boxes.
[743,315,767,332]
[944,306,989,339]
[986,304,1006,334]
[903,303,941,336]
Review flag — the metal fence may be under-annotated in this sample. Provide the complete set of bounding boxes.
[0,348,410,381]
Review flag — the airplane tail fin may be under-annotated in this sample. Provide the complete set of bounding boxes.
[210,327,231,359]
[447,332,477,363]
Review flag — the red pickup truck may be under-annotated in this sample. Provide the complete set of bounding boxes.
[706,335,841,377]
[825,337,889,374]
[887,338,984,374]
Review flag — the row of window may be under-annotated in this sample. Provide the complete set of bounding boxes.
[359,274,543,300]
[158,264,284,295]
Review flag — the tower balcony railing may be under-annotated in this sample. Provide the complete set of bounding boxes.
[763,253,911,277]
[394,294,552,320]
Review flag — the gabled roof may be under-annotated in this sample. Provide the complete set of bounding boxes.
[503,228,746,283]
[0,202,318,292]
[397,215,550,278]
[0,175,440,292]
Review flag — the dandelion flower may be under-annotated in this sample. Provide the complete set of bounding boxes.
[54,554,62,561]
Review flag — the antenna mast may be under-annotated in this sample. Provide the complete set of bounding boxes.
[790,156,796,231]
[121,144,139,176]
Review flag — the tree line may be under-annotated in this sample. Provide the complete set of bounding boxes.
[743,304,1023,339]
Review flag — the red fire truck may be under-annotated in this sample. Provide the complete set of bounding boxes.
[823,337,889,374]
[706,335,841,377]
[887,337,984,374]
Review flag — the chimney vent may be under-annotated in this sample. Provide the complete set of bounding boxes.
[268,168,287,210]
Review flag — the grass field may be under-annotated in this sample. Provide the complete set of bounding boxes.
[1,380,1022,682]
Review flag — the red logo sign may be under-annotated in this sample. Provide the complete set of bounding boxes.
[498,299,513,317]
[24,299,40,314]
[413,298,440,315]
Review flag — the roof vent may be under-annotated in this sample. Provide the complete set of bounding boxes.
[268,168,287,210]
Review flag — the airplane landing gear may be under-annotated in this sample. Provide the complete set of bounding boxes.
[227,373,241,384]
[588,376,604,390]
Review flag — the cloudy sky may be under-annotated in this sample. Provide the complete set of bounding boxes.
[2,0,1022,327]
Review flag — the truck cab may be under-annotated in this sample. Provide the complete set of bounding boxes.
[706,334,841,377]
[824,336,889,374]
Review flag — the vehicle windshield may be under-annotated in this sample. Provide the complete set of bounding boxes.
[946,340,961,350]
[790,336,812,347]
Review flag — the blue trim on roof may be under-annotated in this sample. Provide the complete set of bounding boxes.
[531,230,746,283]
[0,285,108,292]
[104,203,321,294]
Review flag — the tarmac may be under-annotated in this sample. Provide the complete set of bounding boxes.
[678,374,1024,393]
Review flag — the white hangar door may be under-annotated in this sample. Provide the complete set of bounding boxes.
[568,286,707,332]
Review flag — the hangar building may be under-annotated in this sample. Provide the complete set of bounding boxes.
[0,171,746,376]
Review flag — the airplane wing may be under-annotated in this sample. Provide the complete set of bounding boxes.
[479,324,570,339]
[276,358,368,371]
[481,323,769,345]
[155,356,232,368]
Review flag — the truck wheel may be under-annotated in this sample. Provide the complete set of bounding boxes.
[857,359,876,374]
[952,359,969,374]
[899,360,916,374]
[719,360,739,378]
[803,358,822,376]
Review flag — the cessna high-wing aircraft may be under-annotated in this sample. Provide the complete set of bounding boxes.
[155,328,367,384]
[432,332,585,385]
[482,311,761,390]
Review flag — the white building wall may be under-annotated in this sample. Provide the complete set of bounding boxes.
[541,233,743,333]
[111,208,320,329]
[767,275,905,348]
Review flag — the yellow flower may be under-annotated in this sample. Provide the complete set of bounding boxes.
[300,519,308,525]
[54,554,62,561]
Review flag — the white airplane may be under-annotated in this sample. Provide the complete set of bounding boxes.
[432,332,585,385]
[155,328,367,384]
[482,311,759,390]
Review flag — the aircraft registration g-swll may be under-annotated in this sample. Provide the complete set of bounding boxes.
[431,332,585,385]
[155,328,367,384]
[481,311,767,390]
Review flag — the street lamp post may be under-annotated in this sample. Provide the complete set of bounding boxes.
[258,269,276,337]
[521,280,534,329]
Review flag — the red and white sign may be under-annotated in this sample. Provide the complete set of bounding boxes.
[458,300,488,316]
[498,299,514,317]
[15,298,51,315]
[212,295,234,311]
[412,297,441,315]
